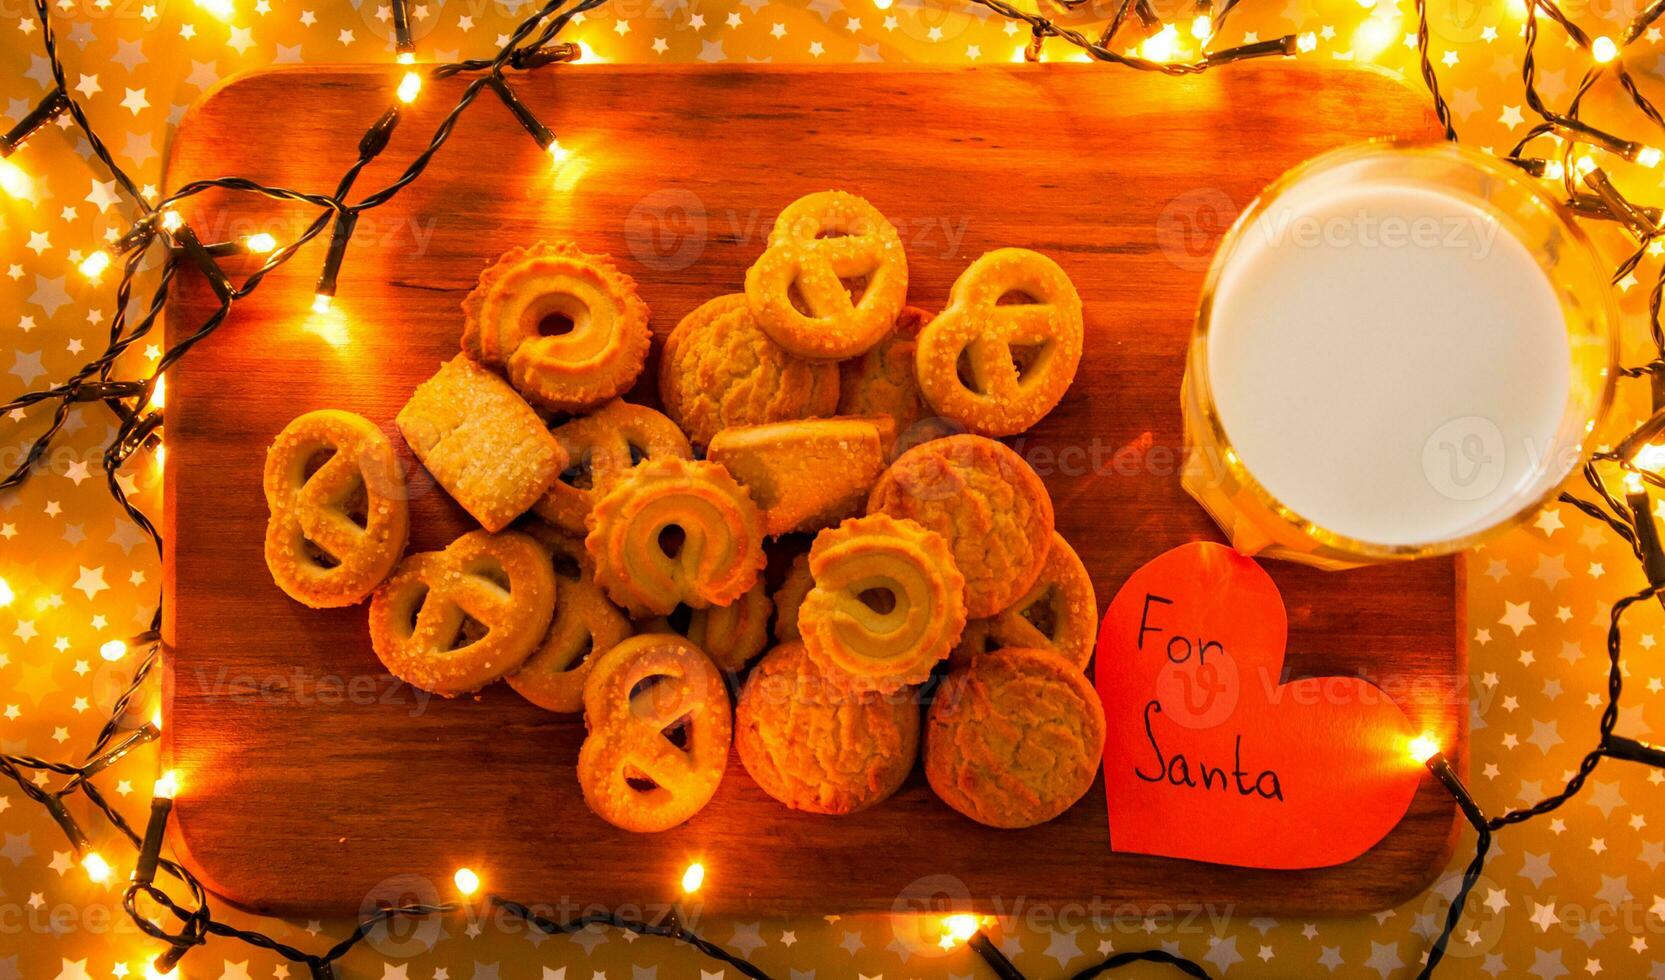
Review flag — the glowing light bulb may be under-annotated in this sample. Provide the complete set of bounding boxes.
[575,41,603,63]
[398,70,422,104]
[453,867,480,896]
[1010,45,1029,62]
[0,159,31,198]
[159,210,183,232]
[0,577,13,608]
[939,914,981,949]
[1575,155,1598,177]
[547,139,571,166]
[681,862,705,894]
[311,293,333,314]
[1407,734,1439,764]
[1190,13,1213,41]
[1626,471,1646,494]
[145,960,178,980]
[150,706,164,732]
[1635,443,1665,471]
[1592,35,1618,63]
[195,0,233,19]
[153,770,178,800]
[79,250,111,280]
[1142,24,1181,61]
[1638,146,1663,168]
[242,232,277,254]
[100,639,128,662]
[396,51,415,64]
[82,852,113,883]
[1297,31,1318,52]
[1542,159,1565,181]
[874,0,892,8]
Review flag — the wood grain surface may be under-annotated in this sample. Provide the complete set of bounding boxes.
[163,63,1464,917]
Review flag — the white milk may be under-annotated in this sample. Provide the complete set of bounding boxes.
[1206,176,1574,547]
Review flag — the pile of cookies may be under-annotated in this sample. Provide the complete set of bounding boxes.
[261,190,1106,832]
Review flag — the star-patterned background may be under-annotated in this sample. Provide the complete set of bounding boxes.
[3,0,1665,977]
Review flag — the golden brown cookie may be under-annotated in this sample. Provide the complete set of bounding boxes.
[736,641,920,814]
[368,529,557,697]
[926,647,1105,828]
[462,242,651,412]
[639,577,772,673]
[586,456,767,617]
[396,355,564,532]
[915,248,1084,437]
[706,416,893,537]
[772,551,814,642]
[867,434,1054,619]
[948,533,1096,670]
[263,409,409,608]
[534,400,693,534]
[506,523,632,713]
[798,514,967,693]
[658,295,840,449]
[745,191,909,360]
[577,634,731,832]
[838,306,933,441]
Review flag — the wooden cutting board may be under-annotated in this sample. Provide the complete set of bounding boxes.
[163,63,1463,917]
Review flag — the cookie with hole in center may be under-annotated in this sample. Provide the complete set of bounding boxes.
[534,400,692,535]
[462,241,652,412]
[798,514,967,693]
[706,416,895,537]
[263,409,409,608]
[926,647,1105,828]
[397,354,564,533]
[866,434,1054,619]
[658,295,841,449]
[737,641,920,815]
[368,529,557,697]
[949,533,1097,671]
[577,634,731,833]
[585,456,767,617]
[506,523,632,713]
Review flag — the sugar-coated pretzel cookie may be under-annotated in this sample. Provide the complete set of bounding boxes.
[926,647,1105,828]
[798,514,967,693]
[867,434,1054,619]
[640,578,772,673]
[744,191,909,360]
[577,634,732,833]
[951,532,1097,671]
[586,457,767,617]
[534,400,693,534]
[462,242,652,412]
[369,529,557,697]
[706,416,894,537]
[772,551,813,642]
[506,523,632,713]
[915,248,1084,437]
[397,355,565,532]
[737,641,920,815]
[658,295,840,449]
[263,409,409,609]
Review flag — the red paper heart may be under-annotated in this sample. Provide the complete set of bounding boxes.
[1095,541,1422,869]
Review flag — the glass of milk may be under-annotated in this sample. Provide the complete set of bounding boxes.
[1182,141,1617,568]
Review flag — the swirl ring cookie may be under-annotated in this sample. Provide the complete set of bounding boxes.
[951,533,1097,671]
[867,435,1055,619]
[737,641,920,815]
[462,242,651,412]
[745,191,909,360]
[640,578,772,673]
[798,514,967,692]
[264,409,409,608]
[586,457,767,617]
[915,248,1084,437]
[506,524,632,713]
[659,295,840,449]
[534,400,693,534]
[369,529,557,697]
[926,647,1106,828]
[578,634,731,833]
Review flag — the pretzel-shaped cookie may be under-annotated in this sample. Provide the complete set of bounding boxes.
[577,634,732,833]
[950,533,1097,671]
[586,457,767,617]
[462,242,652,412]
[506,524,632,713]
[798,514,967,692]
[263,409,409,608]
[639,578,772,673]
[914,248,1084,437]
[534,400,692,534]
[369,529,557,697]
[744,191,908,360]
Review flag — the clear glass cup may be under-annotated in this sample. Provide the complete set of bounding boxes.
[1182,141,1618,568]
